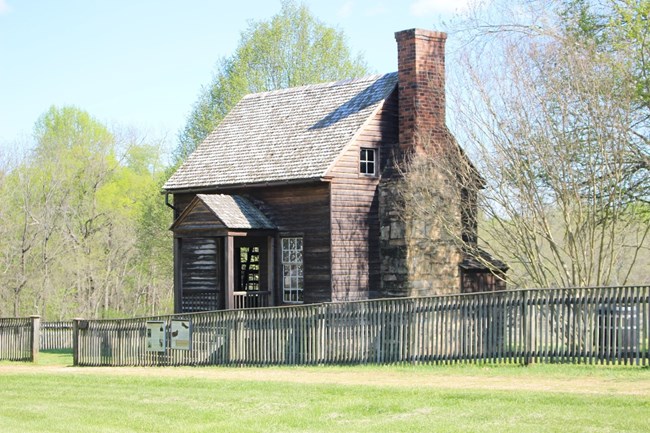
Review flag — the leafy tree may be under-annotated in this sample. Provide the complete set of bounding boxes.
[561,0,649,202]
[176,0,368,161]
[562,0,649,104]
[0,106,173,319]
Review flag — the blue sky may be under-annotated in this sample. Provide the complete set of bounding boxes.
[0,0,470,152]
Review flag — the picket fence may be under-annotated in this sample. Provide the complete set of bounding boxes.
[0,316,40,362]
[73,286,650,367]
[40,321,73,350]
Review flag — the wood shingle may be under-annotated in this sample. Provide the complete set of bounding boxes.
[164,73,398,191]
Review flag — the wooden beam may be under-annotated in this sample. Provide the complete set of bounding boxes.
[224,236,234,310]
[267,236,275,307]
[29,315,40,363]
[173,238,182,313]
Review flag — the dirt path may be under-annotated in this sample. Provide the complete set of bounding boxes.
[2,363,648,397]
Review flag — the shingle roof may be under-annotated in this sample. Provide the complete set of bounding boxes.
[164,73,398,191]
[170,194,277,230]
[197,194,276,230]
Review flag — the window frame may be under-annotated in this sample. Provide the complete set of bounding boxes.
[359,147,378,177]
[281,237,304,304]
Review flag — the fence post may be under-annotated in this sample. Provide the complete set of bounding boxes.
[72,318,82,366]
[522,291,530,366]
[29,315,41,363]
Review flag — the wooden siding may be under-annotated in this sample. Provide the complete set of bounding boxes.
[180,237,222,312]
[328,91,398,301]
[173,200,226,231]
[461,269,507,293]
[173,182,331,305]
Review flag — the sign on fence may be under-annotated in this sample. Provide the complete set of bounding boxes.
[145,321,166,352]
[170,320,191,350]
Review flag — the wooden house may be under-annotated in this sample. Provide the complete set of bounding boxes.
[163,29,506,313]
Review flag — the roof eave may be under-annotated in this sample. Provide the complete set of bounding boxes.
[163,176,329,195]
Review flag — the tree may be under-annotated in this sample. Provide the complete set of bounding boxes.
[561,0,650,203]
[175,0,368,161]
[399,0,650,288]
[0,106,173,319]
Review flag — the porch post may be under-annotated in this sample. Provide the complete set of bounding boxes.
[267,235,275,307]
[173,237,182,313]
[224,235,234,309]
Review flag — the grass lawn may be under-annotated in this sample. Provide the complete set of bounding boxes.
[0,351,648,433]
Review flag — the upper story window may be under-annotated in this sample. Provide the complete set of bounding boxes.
[360,148,377,176]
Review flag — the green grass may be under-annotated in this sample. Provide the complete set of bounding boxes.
[0,353,648,432]
[36,349,74,365]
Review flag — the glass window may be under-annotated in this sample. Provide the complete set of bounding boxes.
[360,148,376,175]
[282,237,303,303]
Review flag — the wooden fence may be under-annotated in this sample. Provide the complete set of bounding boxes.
[74,286,650,367]
[0,316,40,362]
[40,321,73,350]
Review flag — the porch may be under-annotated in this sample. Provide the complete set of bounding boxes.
[170,194,278,313]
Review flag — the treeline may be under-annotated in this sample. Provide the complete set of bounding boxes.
[0,1,369,320]
[0,106,173,319]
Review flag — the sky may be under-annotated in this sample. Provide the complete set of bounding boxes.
[0,0,471,153]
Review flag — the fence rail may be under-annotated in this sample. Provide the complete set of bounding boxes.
[74,286,650,367]
[0,316,40,362]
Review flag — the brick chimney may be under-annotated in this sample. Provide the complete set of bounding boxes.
[395,29,447,154]
[379,29,459,299]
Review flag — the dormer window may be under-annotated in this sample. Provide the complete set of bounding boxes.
[360,148,377,176]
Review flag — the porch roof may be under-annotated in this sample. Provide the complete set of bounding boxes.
[171,194,276,231]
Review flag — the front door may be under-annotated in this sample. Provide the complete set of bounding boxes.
[233,237,270,308]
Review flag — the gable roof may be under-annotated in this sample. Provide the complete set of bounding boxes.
[170,194,276,231]
[164,73,398,192]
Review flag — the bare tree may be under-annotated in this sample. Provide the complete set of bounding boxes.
[400,2,650,288]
